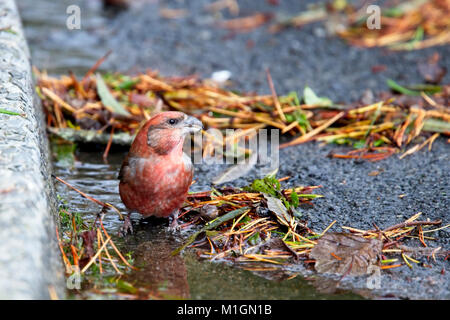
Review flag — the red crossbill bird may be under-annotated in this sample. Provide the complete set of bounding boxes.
[118,111,203,233]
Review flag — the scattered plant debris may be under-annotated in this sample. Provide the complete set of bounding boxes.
[174,176,448,279]
[36,62,449,162]
[54,169,448,298]
[271,0,450,51]
[54,176,143,298]
[337,0,450,50]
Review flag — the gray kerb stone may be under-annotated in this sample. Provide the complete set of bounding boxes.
[0,0,64,299]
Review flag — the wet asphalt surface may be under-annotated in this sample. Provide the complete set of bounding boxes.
[19,0,449,299]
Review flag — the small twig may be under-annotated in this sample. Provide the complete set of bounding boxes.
[99,219,137,270]
[103,126,115,162]
[379,220,442,233]
[98,225,122,275]
[53,175,124,220]
[266,68,286,123]
[81,50,112,83]
[81,236,111,273]
[55,226,73,274]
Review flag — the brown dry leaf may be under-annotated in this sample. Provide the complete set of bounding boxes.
[159,8,188,19]
[199,204,219,221]
[218,13,271,32]
[418,53,447,84]
[310,233,382,276]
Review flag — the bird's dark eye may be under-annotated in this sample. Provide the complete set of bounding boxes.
[168,118,178,125]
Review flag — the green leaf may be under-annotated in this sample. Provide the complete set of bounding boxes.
[246,179,277,196]
[290,190,299,208]
[248,232,261,246]
[382,7,404,17]
[96,73,131,116]
[413,26,424,42]
[0,108,24,116]
[423,119,450,133]
[297,194,324,199]
[407,84,441,95]
[116,78,139,91]
[386,79,421,96]
[285,91,300,106]
[245,172,281,196]
[292,110,311,130]
[332,138,352,145]
[116,280,137,294]
[240,215,252,224]
[373,139,385,147]
[285,114,295,122]
[303,86,333,107]
[364,101,383,138]
[353,140,366,149]
[52,140,76,167]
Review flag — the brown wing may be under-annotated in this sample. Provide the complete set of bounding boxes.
[118,154,129,182]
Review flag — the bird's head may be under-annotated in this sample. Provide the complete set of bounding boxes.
[130,111,203,156]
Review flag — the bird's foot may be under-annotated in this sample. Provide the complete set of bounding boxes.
[168,210,181,232]
[119,214,133,236]
[168,218,180,232]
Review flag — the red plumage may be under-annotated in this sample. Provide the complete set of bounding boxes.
[119,112,202,222]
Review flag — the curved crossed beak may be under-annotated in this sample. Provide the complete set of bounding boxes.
[183,116,203,134]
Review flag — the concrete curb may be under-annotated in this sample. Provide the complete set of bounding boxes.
[0,0,65,299]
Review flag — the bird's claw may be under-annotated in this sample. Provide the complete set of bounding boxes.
[119,214,133,236]
[168,217,180,232]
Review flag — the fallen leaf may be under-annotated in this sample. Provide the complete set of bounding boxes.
[264,194,291,227]
[159,8,188,19]
[199,204,219,221]
[219,13,271,32]
[371,65,387,73]
[80,230,97,260]
[310,233,382,276]
[129,93,155,108]
[303,86,333,107]
[386,79,421,96]
[418,53,446,84]
[96,73,131,117]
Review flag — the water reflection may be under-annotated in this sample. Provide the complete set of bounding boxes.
[54,150,362,299]
[19,0,113,75]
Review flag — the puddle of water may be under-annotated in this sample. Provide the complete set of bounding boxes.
[18,0,159,76]
[54,150,363,299]
[19,0,115,75]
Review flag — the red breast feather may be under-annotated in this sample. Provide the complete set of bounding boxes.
[119,153,192,217]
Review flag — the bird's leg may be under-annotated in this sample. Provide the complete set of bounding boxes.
[119,211,134,236]
[168,209,180,231]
